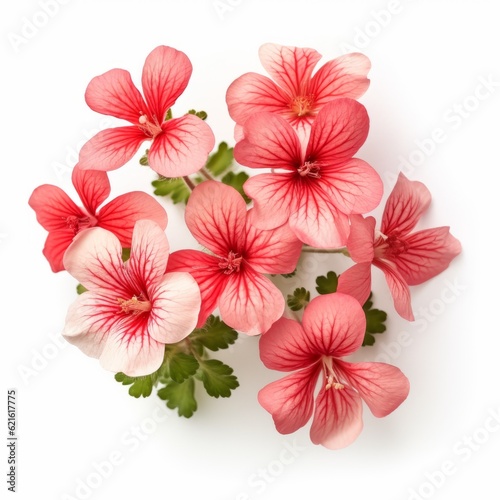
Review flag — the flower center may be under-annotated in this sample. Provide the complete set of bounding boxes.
[117,295,152,315]
[291,95,314,117]
[322,356,344,391]
[218,251,243,275]
[374,231,409,258]
[298,161,321,179]
[65,215,94,235]
[138,114,162,138]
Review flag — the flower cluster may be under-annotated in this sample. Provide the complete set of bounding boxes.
[30,44,461,449]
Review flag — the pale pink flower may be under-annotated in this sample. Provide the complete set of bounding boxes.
[28,166,167,272]
[62,220,201,376]
[78,45,215,177]
[226,42,370,140]
[258,293,409,449]
[337,173,462,320]
[166,181,302,335]
[234,98,383,247]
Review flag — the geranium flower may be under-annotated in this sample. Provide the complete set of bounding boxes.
[78,45,215,177]
[166,181,302,335]
[62,220,201,376]
[258,293,410,449]
[337,173,462,320]
[28,166,167,272]
[234,98,383,247]
[226,42,370,140]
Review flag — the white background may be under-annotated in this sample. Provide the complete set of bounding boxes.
[2,1,499,499]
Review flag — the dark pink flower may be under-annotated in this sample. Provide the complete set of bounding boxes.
[226,42,370,140]
[258,293,409,449]
[337,173,462,320]
[28,167,167,272]
[62,220,201,376]
[166,181,302,335]
[78,45,215,176]
[234,98,383,247]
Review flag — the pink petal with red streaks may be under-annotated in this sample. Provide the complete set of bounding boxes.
[72,167,110,215]
[337,262,372,307]
[42,229,76,273]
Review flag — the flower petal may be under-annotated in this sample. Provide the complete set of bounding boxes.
[374,259,414,321]
[309,53,371,105]
[148,115,215,177]
[301,293,366,357]
[244,222,302,274]
[319,158,383,215]
[259,43,322,97]
[244,173,295,230]
[337,262,372,307]
[226,72,290,126]
[381,172,431,236]
[63,227,129,296]
[337,360,410,418]
[42,230,76,272]
[258,364,321,435]
[142,45,192,123]
[259,317,319,371]
[310,383,363,449]
[98,192,168,246]
[78,127,146,171]
[219,269,285,335]
[393,227,462,285]
[72,167,110,215]
[167,250,227,328]
[85,68,148,123]
[148,272,201,344]
[346,215,376,263]
[306,99,369,166]
[185,181,247,256]
[126,220,170,292]
[28,184,83,231]
[234,113,302,170]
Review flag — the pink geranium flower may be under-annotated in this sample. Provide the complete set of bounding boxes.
[226,42,370,139]
[234,98,383,247]
[62,220,201,376]
[258,293,410,449]
[28,166,167,272]
[166,181,302,335]
[78,45,215,177]
[337,173,462,320]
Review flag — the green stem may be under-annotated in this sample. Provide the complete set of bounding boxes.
[302,245,350,256]
[182,176,196,191]
[199,167,215,181]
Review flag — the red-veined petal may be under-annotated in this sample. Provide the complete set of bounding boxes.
[219,269,285,335]
[381,172,431,236]
[78,126,146,171]
[98,192,168,246]
[148,115,215,177]
[141,45,192,123]
[309,53,371,105]
[42,230,76,272]
[259,317,319,371]
[310,383,363,449]
[72,167,110,215]
[85,68,148,123]
[259,43,322,97]
[346,215,375,262]
[301,293,366,357]
[336,360,410,418]
[337,262,373,307]
[258,364,321,434]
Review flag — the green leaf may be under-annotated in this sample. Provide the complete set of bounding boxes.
[121,248,130,262]
[362,292,388,346]
[205,142,234,176]
[190,315,238,354]
[168,352,199,383]
[187,109,208,120]
[281,269,297,278]
[315,271,339,295]
[139,148,149,166]
[157,378,197,418]
[196,359,239,398]
[151,177,191,204]
[221,171,251,203]
[76,284,87,295]
[114,372,158,398]
[287,287,310,311]
[165,109,173,121]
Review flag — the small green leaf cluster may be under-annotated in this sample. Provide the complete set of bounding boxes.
[115,315,239,418]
